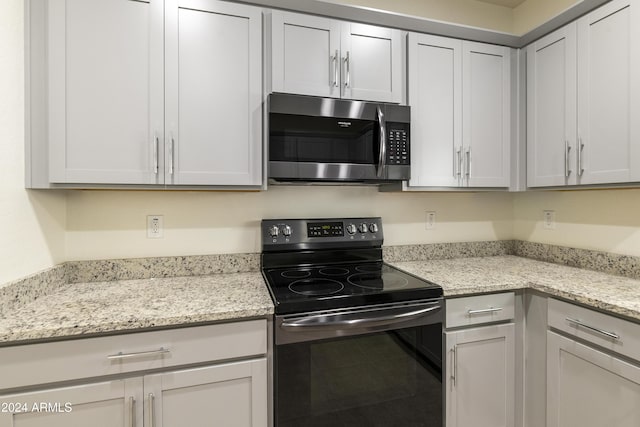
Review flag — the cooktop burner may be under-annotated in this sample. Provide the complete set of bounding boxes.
[261,217,443,314]
[288,278,345,296]
[263,262,441,314]
[348,272,408,290]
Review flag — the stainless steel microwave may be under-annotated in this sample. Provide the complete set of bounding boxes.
[268,93,410,184]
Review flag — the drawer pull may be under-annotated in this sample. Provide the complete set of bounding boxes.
[566,317,620,340]
[467,307,503,316]
[107,348,171,360]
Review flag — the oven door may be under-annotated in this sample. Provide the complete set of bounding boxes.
[274,300,443,427]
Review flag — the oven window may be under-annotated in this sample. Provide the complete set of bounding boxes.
[269,113,379,164]
[275,325,443,427]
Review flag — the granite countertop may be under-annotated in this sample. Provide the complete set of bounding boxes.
[389,255,640,322]
[2,250,640,346]
[0,272,274,345]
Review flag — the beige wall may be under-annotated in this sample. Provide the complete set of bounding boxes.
[65,188,512,260]
[0,0,66,286]
[333,0,579,35]
[513,0,577,34]
[330,0,514,33]
[513,189,640,257]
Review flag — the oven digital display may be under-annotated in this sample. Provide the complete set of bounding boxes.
[307,222,344,237]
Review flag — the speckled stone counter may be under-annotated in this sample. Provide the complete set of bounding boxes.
[0,272,273,345]
[390,255,640,322]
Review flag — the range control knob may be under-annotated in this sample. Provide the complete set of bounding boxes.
[346,224,357,235]
[369,223,379,233]
[282,225,292,237]
[268,225,279,237]
[358,223,368,233]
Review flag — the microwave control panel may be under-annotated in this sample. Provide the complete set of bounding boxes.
[386,124,409,166]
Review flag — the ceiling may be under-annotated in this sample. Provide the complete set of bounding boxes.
[476,0,527,7]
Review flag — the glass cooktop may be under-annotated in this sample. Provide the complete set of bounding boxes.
[262,261,443,315]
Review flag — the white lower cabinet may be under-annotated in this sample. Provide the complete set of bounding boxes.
[445,324,515,427]
[444,293,516,427]
[0,321,268,427]
[546,331,640,427]
[546,298,640,427]
[0,379,142,427]
[146,359,267,427]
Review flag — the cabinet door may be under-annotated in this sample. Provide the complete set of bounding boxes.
[144,359,267,427]
[547,331,640,427]
[407,33,462,187]
[526,24,577,188]
[462,42,511,188]
[341,23,403,103]
[165,0,262,186]
[0,378,143,427]
[576,0,640,184]
[445,324,515,427]
[47,0,164,185]
[271,11,341,98]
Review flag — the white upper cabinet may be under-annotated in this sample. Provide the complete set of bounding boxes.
[340,23,403,103]
[526,24,577,187]
[31,0,262,188]
[47,0,164,185]
[463,42,511,188]
[527,0,639,188]
[576,0,640,185]
[165,0,262,186]
[408,34,511,189]
[270,11,404,103]
[271,12,341,98]
[407,34,461,188]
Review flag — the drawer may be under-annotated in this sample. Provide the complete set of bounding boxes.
[0,319,267,391]
[548,298,640,362]
[446,292,515,328]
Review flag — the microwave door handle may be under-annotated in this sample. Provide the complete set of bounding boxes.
[376,106,386,178]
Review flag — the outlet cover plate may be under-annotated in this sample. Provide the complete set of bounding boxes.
[147,215,164,238]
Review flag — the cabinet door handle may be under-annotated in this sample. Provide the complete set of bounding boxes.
[344,51,350,88]
[467,307,503,316]
[148,393,155,427]
[153,134,159,175]
[450,345,457,386]
[129,397,135,427]
[169,135,174,176]
[454,147,461,178]
[566,317,620,340]
[464,148,470,178]
[332,50,339,87]
[578,138,584,176]
[107,347,170,360]
[564,140,572,178]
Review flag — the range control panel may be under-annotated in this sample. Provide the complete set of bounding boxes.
[262,217,383,250]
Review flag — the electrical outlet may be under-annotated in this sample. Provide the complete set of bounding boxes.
[147,215,164,238]
[543,210,556,230]
[426,211,436,230]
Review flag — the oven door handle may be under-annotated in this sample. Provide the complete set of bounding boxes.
[280,304,441,331]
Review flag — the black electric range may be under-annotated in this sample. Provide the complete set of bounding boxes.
[261,217,442,314]
[262,217,445,427]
